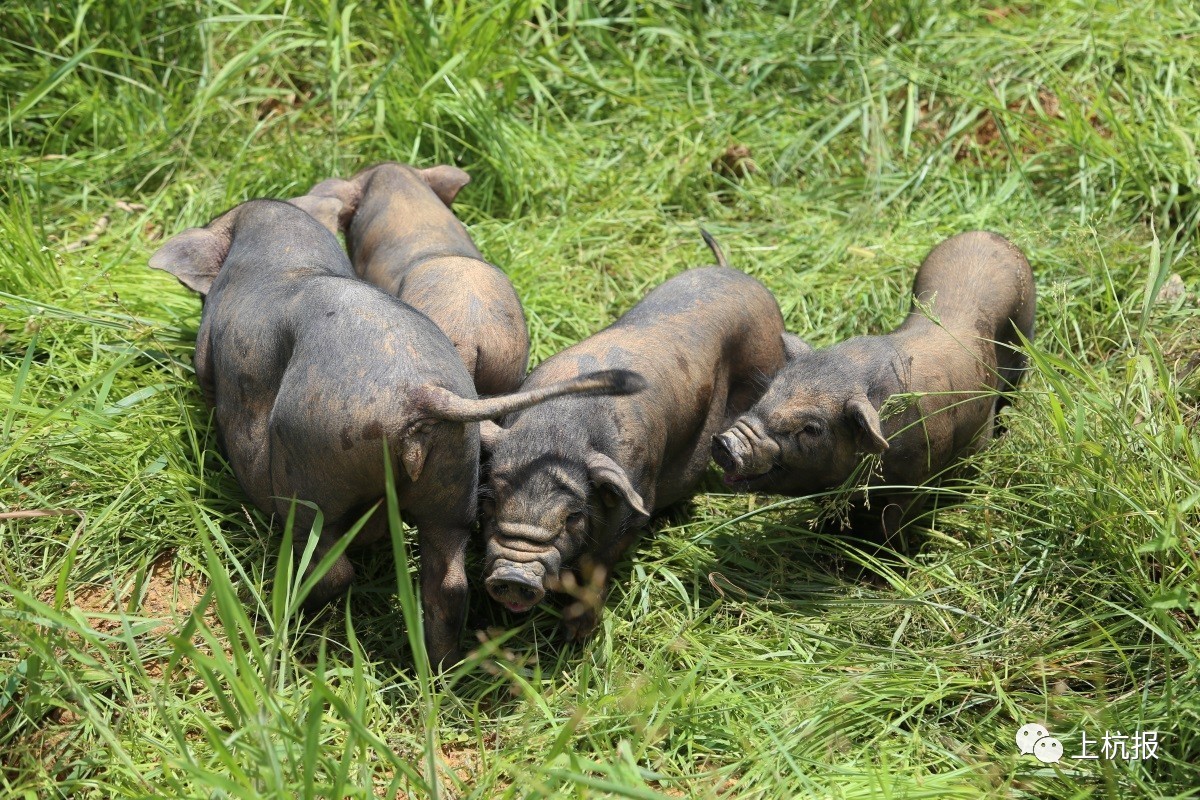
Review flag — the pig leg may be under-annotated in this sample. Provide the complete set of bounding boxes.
[848,492,926,554]
[273,499,357,611]
[560,523,644,642]
[298,530,357,609]
[405,511,471,669]
[400,423,478,670]
[267,408,390,611]
[992,333,1029,436]
[276,493,398,610]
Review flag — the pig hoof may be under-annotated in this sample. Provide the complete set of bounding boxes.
[299,555,355,612]
[561,603,599,643]
[430,648,464,673]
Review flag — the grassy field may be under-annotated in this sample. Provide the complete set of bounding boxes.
[2,1,1199,797]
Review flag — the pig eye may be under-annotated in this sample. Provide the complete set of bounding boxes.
[480,498,496,517]
[798,421,824,437]
[566,511,586,529]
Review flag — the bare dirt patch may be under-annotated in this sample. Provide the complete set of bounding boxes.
[952,88,1113,164]
[0,706,83,784]
[41,550,209,638]
[6,553,216,783]
[373,738,508,800]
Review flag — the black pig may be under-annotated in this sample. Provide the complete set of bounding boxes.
[712,230,1036,540]
[480,234,797,639]
[293,162,529,396]
[150,198,642,667]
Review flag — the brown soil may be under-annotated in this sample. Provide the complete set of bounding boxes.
[712,143,757,180]
[41,550,209,638]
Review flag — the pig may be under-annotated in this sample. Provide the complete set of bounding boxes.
[291,162,529,396]
[711,230,1036,541]
[479,232,796,640]
[149,197,644,668]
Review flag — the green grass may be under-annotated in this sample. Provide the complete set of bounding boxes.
[2,1,1199,797]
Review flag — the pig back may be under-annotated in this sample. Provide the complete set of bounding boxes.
[512,267,788,504]
[349,164,482,288]
[346,164,528,396]
[386,255,529,396]
[903,231,1035,344]
[529,267,787,410]
[287,276,474,407]
[230,276,471,514]
[187,199,365,512]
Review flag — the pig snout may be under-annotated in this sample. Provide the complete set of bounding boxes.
[711,432,742,473]
[713,416,780,483]
[485,561,546,613]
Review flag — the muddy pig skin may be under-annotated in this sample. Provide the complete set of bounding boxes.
[292,162,529,396]
[480,237,794,640]
[712,230,1036,541]
[149,198,643,668]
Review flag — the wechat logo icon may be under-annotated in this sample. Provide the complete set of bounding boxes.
[1016,723,1063,764]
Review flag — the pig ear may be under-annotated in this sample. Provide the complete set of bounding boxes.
[420,165,471,207]
[586,452,649,525]
[309,176,359,205]
[148,226,231,295]
[308,176,362,228]
[479,420,504,452]
[782,332,811,360]
[845,396,889,454]
[287,195,344,236]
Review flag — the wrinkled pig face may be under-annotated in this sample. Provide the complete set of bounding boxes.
[711,380,889,495]
[481,446,648,614]
[481,460,595,613]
